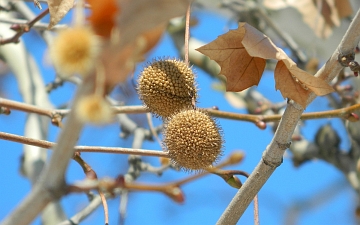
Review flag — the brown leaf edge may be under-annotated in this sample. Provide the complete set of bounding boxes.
[275,60,334,108]
[197,22,334,108]
[48,0,75,29]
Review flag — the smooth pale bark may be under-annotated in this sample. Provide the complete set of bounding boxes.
[217,7,360,225]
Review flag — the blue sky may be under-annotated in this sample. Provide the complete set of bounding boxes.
[0,5,357,225]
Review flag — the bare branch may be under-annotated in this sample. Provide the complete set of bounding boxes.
[0,17,66,30]
[3,97,360,129]
[0,8,49,45]
[0,131,168,157]
[0,74,95,225]
[217,7,360,225]
[57,192,104,225]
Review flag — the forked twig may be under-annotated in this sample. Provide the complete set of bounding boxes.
[0,8,49,45]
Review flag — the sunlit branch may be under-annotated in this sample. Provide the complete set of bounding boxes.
[0,97,53,117]
[217,6,360,225]
[2,97,360,129]
[0,132,168,158]
[67,151,245,205]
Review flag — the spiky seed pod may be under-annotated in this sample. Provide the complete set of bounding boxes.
[76,94,113,124]
[163,110,223,171]
[137,59,197,118]
[49,27,100,77]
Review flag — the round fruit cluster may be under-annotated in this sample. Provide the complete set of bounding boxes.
[137,59,223,171]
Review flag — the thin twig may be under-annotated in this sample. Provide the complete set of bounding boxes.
[0,97,53,117]
[0,131,168,157]
[72,153,109,225]
[0,17,67,30]
[146,113,162,146]
[1,74,94,225]
[57,193,104,225]
[254,194,259,225]
[0,8,49,45]
[33,0,42,10]
[184,2,191,66]
[99,190,109,225]
[252,4,307,64]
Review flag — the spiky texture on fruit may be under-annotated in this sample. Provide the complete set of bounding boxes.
[163,109,223,171]
[137,59,197,118]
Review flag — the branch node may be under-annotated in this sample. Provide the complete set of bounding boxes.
[51,113,63,127]
[338,51,355,67]
[0,106,10,115]
[276,141,291,150]
[261,156,282,168]
[43,182,67,201]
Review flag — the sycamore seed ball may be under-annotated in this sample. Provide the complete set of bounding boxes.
[137,59,197,118]
[163,110,223,171]
[50,27,99,77]
[76,94,113,124]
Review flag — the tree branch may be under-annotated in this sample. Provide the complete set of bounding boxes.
[2,97,360,129]
[0,131,168,157]
[217,7,360,225]
[0,74,95,225]
[0,7,49,45]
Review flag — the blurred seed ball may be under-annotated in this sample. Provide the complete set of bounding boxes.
[228,150,244,165]
[137,59,197,118]
[76,94,113,124]
[163,110,223,171]
[49,27,100,77]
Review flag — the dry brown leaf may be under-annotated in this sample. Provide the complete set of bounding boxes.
[102,23,166,92]
[98,0,190,93]
[117,0,190,48]
[318,0,337,27]
[282,59,334,96]
[264,0,342,39]
[335,0,353,18]
[196,27,266,92]
[294,0,338,38]
[275,59,334,108]
[87,0,120,38]
[241,23,285,60]
[197,22,334,108]
[139,23,166,57]
[275,60,311,107]
[196,23,287,92]
[47,0,74,29]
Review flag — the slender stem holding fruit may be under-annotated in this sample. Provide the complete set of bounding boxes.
[184,1,191,66]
